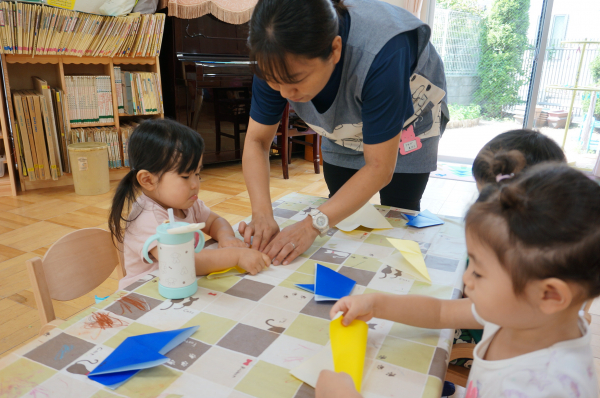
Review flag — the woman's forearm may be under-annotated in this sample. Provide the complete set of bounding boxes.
[243,119,278,216]
[318,162,393,226]
[318,135,400,226]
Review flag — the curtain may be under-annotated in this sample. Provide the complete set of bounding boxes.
[160,0,425,23]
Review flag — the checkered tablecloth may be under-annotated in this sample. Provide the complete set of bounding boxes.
[0,193,467,398]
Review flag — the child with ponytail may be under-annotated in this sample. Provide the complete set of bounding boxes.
[472,129,565,190]
[109,119,271,289]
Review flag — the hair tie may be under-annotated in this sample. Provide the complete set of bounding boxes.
[496,173,514,183]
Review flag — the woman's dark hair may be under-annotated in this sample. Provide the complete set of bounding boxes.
[466,163,600,298]
[472,129,566,185]
[109,119,205,243]
[248,0,347,84]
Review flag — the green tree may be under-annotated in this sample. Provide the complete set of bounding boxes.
[474,0,531,118]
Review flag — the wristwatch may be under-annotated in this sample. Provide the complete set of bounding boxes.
[309,209,330,237]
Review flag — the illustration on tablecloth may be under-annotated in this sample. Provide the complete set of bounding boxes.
[0,193,467,398]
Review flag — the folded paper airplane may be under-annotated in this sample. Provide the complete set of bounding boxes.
[404,209,444,228]
[382,238,431,283]
[296,264,356,301]
[88,326,199,389]
[336,203,393,232]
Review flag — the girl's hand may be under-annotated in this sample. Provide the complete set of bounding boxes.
[316,370,361,398]
[238,213,280,252]
[330,294,378,326]
[218,236,247,249]
[237,248,271,275]
[264,217,319,265]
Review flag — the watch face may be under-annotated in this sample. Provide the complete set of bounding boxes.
[316,216,327,228]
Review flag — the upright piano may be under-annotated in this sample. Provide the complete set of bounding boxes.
[159,14,253,164]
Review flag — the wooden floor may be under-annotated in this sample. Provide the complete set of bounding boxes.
[0,157,598,393]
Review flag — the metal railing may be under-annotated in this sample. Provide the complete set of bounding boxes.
[431,8,482,76]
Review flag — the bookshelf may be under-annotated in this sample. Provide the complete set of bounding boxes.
[0,54,163,194]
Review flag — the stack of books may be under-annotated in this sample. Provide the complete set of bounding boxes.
[114,68,163,115]
[69,127,123,169]
[12,77,71,181]
[0,3,165,57]
[64,76,114,125]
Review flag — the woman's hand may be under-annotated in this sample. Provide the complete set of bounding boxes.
[218,236,247,249]
[330,294,379,326]
[238,213,280,252]
[236,248,271,275]
[316,370,362,398]
[264,217,319,266]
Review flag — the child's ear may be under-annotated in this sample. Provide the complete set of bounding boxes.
[137,170,158,191]
[536,278,573,315]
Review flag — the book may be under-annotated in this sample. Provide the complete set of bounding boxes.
[0,3,166,57]
[114,67,124,114]
[21,94,40,179]
[26,92,51,180]
[36,90,59,180]
[51,88,69,173]
[33,76,62,176]
[12,91,36,181]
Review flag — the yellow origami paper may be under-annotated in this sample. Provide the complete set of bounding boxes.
[330,315,368,392]
[385,238,431,283]
[206,266,247,279]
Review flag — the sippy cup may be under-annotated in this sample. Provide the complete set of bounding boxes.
[142,209,205,299]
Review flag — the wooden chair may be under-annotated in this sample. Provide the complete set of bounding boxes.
[213,88,251,158]
[445,342,476,388]
[26,228,125,336]
[272,103,321,179]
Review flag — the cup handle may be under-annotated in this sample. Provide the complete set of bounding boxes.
[194,230,205,253]
[142,234,160,264]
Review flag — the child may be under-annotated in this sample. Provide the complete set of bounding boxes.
[317,163,600,397]
[472,129,565,191]
[451,129,567,365]
[109,119,271,289]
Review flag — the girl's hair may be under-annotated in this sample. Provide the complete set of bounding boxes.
[248,0,347,84]
[472,129,565,185]
[466,163,600,298]
[109,119,205,243]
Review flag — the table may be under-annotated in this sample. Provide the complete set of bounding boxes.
[0,193,467,398]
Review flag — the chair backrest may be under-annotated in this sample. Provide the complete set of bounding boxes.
[26,228,121,325]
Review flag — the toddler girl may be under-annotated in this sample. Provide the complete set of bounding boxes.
[318,163,600,397]
[472,129,565,190]
[109,119,270,289]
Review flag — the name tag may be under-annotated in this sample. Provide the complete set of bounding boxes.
[398,125,422,155]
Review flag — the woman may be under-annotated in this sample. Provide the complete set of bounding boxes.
[240,0,448,265]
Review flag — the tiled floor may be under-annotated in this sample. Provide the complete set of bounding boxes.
[0,157,597,395]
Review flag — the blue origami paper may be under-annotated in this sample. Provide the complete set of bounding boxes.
[404,209,444,228]
[296,284,315,293]
[295,264,356,302]
[88,326,199,389]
